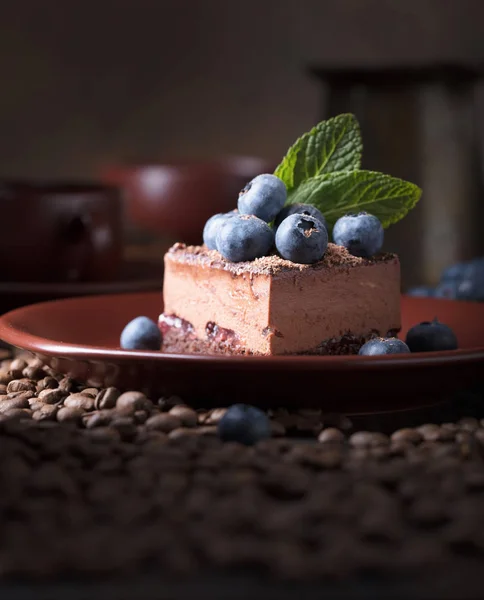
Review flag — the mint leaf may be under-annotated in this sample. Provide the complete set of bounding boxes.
[287,170,422,229]
[274,114,362,191]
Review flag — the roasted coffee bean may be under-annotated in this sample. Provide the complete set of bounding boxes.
[116,391,151,412]
[22,365,46,380]
[94,387,120,410]
[9,358,28,378]
[82,411,113,429]
[318,428,345,443]
[349,431,389,448]
[0,407,32,421]
[270,420,286,437]
[457,417,480,432]
[0,371,13,385]
[133,410,148,424]
[157,395,184,411]
[145,413,182,433]
[56,406,84,423]
[169,405,198,427]
[202,407,227,425]
[0,396,30,412]
[0,384,7,394]
[32,405,58,421]
[391,428,423,445]
[58,377,76,393]
[38,388,67,405]
[417,424,443,442]
[64,393,95,411]
[80,387,99,398]
[7,378,36,393]
[7,390,35,402]
[110,417,137,440]
[36,376,59,392]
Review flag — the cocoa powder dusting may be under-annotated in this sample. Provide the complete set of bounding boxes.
[167,243,397,276]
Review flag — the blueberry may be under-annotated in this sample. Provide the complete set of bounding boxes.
[120,316,162,350]
[456,258,484,301]
[332,212,384,258]
[405,318,458,352]
[217,404,271,445]
[358,337,410,356]
[274,203,327,232]
[275,214,328,264]
[216,214,274,262]
[434,281,460,299]
[238,174,287,223]
[407,286,434,297]
[203,211,236,250]
[440,261,473,283]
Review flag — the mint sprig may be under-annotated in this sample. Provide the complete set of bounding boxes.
[286,170,422,229]
[274,113,422,229]
[274,114,362,191]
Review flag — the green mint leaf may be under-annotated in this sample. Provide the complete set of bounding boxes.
[286,170,422,229]
[274,113,362,191]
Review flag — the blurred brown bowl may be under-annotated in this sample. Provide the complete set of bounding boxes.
[101,157,275,245]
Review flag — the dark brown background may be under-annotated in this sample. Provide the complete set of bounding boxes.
[1,0,484,178]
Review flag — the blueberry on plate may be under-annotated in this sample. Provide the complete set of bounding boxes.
[273,203,327,232]
[203,211,237,250]
[238,174,287,223]
[406,286,435,297]
[275,213,328,264]
[456,258,484,301]
[358,337,410,356]
[217,404,271,445]
[405,318,458,352]
[120,316,162,350]
[434,280,460,300]
[332,212,384,258]
[440,261,473,283]
[216,213,274,262]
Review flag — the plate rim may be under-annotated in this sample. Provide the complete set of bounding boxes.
[0,292,483,371]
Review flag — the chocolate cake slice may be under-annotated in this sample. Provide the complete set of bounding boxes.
[159,242,401,356]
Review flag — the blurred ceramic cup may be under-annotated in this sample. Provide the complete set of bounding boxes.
[101,156,275,245]
[0,181,123,283]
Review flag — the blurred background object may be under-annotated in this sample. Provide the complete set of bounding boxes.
[0,0,484,292]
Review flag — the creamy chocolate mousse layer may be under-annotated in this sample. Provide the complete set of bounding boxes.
[161,243,401,356]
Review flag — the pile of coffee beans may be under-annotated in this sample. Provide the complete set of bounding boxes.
[1,352,484,585]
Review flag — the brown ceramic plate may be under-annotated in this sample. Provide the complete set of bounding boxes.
[0,293,483,412]
[0,260,162,314]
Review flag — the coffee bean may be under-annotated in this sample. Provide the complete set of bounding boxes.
[94,387,120,410]
[0,407,32,421]
[58,377,76,393]
[7,390,35,402]
[28,399,45,411]
[417,424,442,442]
[22,365,46,380]
[169,405,198,427]
[32,405,58,421]
[318,428,345,443]
[82,411,112,429]
[145,413,182,433]
[0,371,13,384]
[157,395,184,411]
[391,428,422,445]
[0,396,30,412]
[110,417,137,440]
[83,427,121,443]
[64,393,95,411]
[349,431,389,448]
[168,427,199,440]
[7,378,36,393]
[36,376,59,392]
[116,391,151,412]
[56,406,84,423]
[80,387,99,399]
[0,384,6,394]
[9,358,28,378]
[457,417,479,432]
[196,426,217,436]
[204,408,227,425]
[38,388,67,405]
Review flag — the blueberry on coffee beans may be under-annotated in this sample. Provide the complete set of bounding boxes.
[274,203,327,232]
[203,211,237,251]
[359,337,410,356]
[216,213,274,262]
[120,316,162,350]
[238,174,287,223]
[275,213,328,264]
[332,212,384,258]
[405,318,458,352]
[218,403,271,445]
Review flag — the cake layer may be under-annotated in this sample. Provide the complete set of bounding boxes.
[161,243,401,356]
